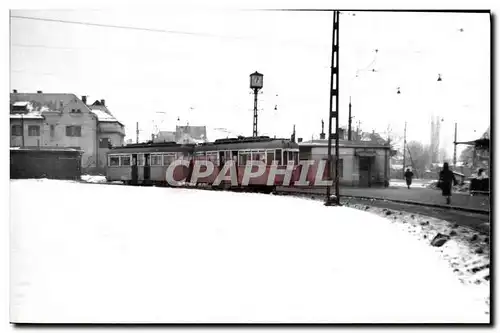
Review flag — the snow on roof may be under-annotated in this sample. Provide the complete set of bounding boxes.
[13,101,30,107]
[10,112,43,119]
[90,108,118,122]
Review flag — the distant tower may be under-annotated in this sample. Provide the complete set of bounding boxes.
[430,115,441,164]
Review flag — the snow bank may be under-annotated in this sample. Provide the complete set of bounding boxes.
[10,180,488,323]
[81,175,107,183]
[344,203,490,316]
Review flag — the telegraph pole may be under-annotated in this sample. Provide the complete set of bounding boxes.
[326,10,340,206]
[348,96,352,140]
[453,122,457,168]
[402,121,407,179]
[21,113,25,147]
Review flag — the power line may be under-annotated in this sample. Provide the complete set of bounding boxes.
[10,15,245,39]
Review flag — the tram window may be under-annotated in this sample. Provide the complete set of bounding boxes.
[251,150,266,163]
[163,154,175,166]
[151,155,162,166]
[109,156,120,166]
[294,151,299,164]
[120,155,131,166]
[137,154,144,166]
[239,151,249,165]
[224,151,231,161]
[283,151,288,165]
[275,149,282,165]
[206,152,219,166]
[266,150,275,165]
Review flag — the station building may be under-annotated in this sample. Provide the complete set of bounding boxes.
[298,139,391,187]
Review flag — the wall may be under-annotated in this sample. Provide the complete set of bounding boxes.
[310,147,354,186]
[97,122,125,171]
[41,99,97,171]
[10,118,44,147]
[307,146,389,187]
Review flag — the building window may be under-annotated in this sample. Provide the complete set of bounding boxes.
[99,138,110,148]
[50,125,55,138]
[11,125,22,136]
[66,126,82,137]
[28,125,40,136]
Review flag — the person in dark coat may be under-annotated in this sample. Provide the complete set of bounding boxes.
[439,162,457,204]
[404,168,414,189]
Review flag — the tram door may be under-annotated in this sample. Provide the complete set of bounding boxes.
[143,153,151,184]
[131,154,138,184]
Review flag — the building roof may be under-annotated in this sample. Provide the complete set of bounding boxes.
[90,108,119,122]
[10,92,124,126]
[299,139,390,149]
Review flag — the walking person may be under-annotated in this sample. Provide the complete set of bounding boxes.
[404,168,414,189]
[438,162,457,204]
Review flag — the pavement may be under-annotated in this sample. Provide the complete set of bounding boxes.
[277,183,490,213]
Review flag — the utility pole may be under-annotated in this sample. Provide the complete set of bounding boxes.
[136,122,139,143]
[453,122,457,168]
[402,121,407,179]
[326,10,340,206]
[21,113,25,147]
[348,96,352,140]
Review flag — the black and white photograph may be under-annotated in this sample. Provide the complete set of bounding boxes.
[5,1,493,326]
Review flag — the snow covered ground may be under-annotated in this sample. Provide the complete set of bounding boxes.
[390,179,434,189]
[81,175,107,183]
[343,202,490,314]
[10,179,489,323]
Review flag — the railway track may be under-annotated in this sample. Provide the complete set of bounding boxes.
[77,180,489,227]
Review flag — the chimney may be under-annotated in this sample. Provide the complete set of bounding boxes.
[319,133,326,140]
[13,89,17,93]
[100,99,105,106]
[82,96,87,104]
[37,90,43,93]
[298,138,303,143]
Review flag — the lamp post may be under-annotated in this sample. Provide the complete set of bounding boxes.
[249,71,263,137]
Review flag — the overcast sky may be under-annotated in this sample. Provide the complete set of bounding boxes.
[10,8,490,154]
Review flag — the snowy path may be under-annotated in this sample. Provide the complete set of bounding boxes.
[10,179,488,323]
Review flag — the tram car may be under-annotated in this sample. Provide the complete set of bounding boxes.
[193,136,301,192]
[106,142,194,185]
[106,136,301,192]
